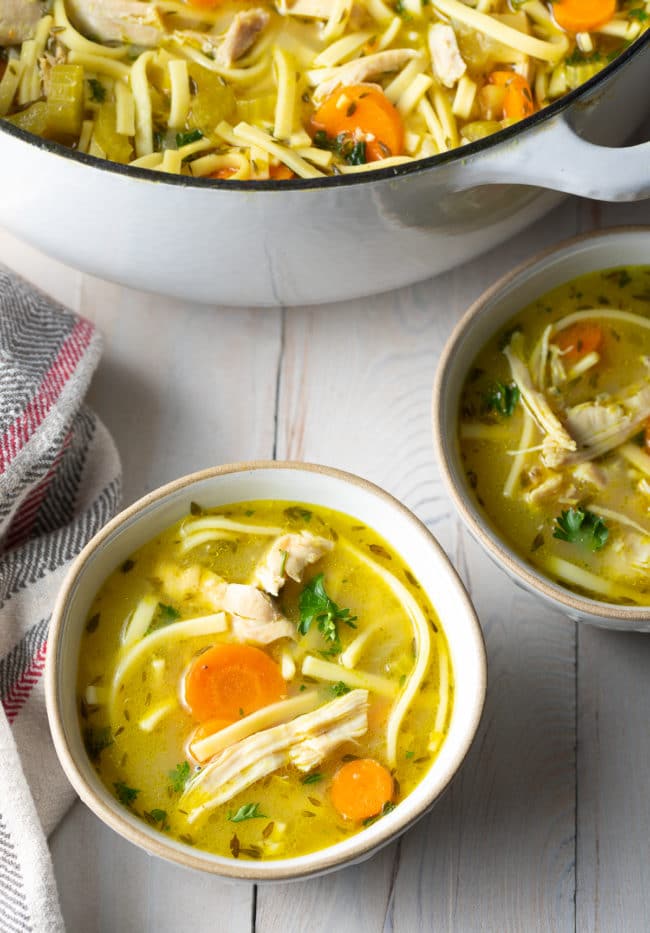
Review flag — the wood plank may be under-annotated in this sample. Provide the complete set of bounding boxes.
[257,199,581,933]
[0,236,282,933]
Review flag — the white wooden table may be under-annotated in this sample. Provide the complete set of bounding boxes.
[2,179,650,933]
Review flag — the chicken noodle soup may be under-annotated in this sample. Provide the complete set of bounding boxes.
[1,0,646,178]
[78,501,452,859]
[458,266,650,605]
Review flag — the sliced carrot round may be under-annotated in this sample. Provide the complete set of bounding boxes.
[184,644,285,722]
[330,758,394,821]
[643,418,650,456]
[210,167,237,180]
[553,322,603,362]
[310,84,404,162]
[269,164,296,179]
[488,72,535,120]
[185,0,223,8]
[552,0,616,34]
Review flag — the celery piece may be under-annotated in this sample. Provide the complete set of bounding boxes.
[187,63,236,135]
[4,101,49,137]
[47,63,84,138]
[93,102,133,163]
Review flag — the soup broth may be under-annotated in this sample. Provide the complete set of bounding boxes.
[458,266,650,605]
[78,500,452,860]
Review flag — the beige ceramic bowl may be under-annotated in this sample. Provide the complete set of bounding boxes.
[433,226,650,632]
[46,461,486,880]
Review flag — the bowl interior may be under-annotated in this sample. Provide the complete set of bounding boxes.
[49,463,486,879]
[435,227,650,629]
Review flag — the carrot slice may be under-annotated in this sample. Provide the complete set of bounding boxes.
[211,167,237,179]
[310,84,404,162]
[184,644,285,722]
[553,322,603,362]
[552,0,616,34]
[330,758,394,821]
[185,0,223,8]
[644,418,650,456]
[269,164,296,179]
[488,72,535,120]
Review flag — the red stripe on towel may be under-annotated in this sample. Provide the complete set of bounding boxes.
[1,642,48,724]
[0,319,94,473]
[3,434,72,550]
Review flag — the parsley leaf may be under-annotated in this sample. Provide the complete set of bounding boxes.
[485,381,520,417]
[148,603,181,634]
[168,761,191,793]
[553,508,609,551]
[227,803,267,822]
[363,800,396,827]
[313,130,367,166]
[298,574,357,645]
[302,773,323,784]
[329,681,351,697]
[176,129,203,148]
[114,781,139,807]
[88,78,106,102]
[144,808,169,830]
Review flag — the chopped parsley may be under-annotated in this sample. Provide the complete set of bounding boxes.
[152,603,181,630]
[144,808,169,830]
[553,508,609,552]
[485,381,520,417]
[175,129,203,148]
[121,558,135,573]
[85,612,100,634]
[363,800,396,826]
[87,78,106,102]
[299,574,357,645]
[227,803,267,822]
[302,773,323,784]
[168,761,191,793]
[329,681,352,697]
[284,506,312,522]
[114,781,140,807]
[313,130,367,166]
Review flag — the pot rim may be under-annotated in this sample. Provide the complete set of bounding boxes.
[1,30,648,192]
[432,224,650,625]
[46,459,487,880]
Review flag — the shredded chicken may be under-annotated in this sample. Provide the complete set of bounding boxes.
[215,8,269,66]
[0,0,42,46]
[65,0,163,46]
[572,461,607,489]
[180,689,369,822]
[503,335,576,458]
[254,531,333,596]
[525,473,564,505]
[545,382,650,468]
[314,49,418,97]
[428,23,466,88]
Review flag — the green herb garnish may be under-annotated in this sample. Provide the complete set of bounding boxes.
[284,506,312,522]
[121,558,135,573]
[302,773,323,784]
[363,800,396,826]
[313,130,367,166]
[114,781,139,807]
[299,574,357,644]
[85,613,100,634]
[168,761,191,793]
[553,508,609,551]
[176,129,203,148]
[88,78,106,102]
[144,808,169,830]
[227,803,267,822]
[156,603,181,626]
[485,381,520,417]
[329,681,351,697]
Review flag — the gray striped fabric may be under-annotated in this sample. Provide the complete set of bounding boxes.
[0,266,121,932]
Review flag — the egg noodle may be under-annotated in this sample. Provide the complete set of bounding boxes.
[0,0,647,178]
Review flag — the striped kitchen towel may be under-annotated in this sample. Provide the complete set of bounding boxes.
[0,266,121,933]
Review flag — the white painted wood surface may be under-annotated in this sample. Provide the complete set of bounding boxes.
[1,180,650,932]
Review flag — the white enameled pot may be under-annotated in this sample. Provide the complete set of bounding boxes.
[1,36,649,307]
[432,226,650,631]
[47,462,487,880]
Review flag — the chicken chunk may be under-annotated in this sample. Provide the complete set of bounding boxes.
[313,49,418,97]
[65,0,163,46]
[204,577,296,644]
[215,9,269,67]
[254,531,334,596]
[428,23,466,88]
[0,0,42,46]
[180,689,369,822]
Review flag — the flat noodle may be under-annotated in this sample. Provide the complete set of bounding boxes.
[131,50,156,157]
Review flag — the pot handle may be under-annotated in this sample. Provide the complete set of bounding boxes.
[459,115,650,202]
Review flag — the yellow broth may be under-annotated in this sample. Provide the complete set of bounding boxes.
[458,266,650,605]
[78,500,452,860]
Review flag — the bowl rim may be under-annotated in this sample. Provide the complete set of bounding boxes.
[432,224,650,625]
[46,459,487,880]
[1,30,647,192]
